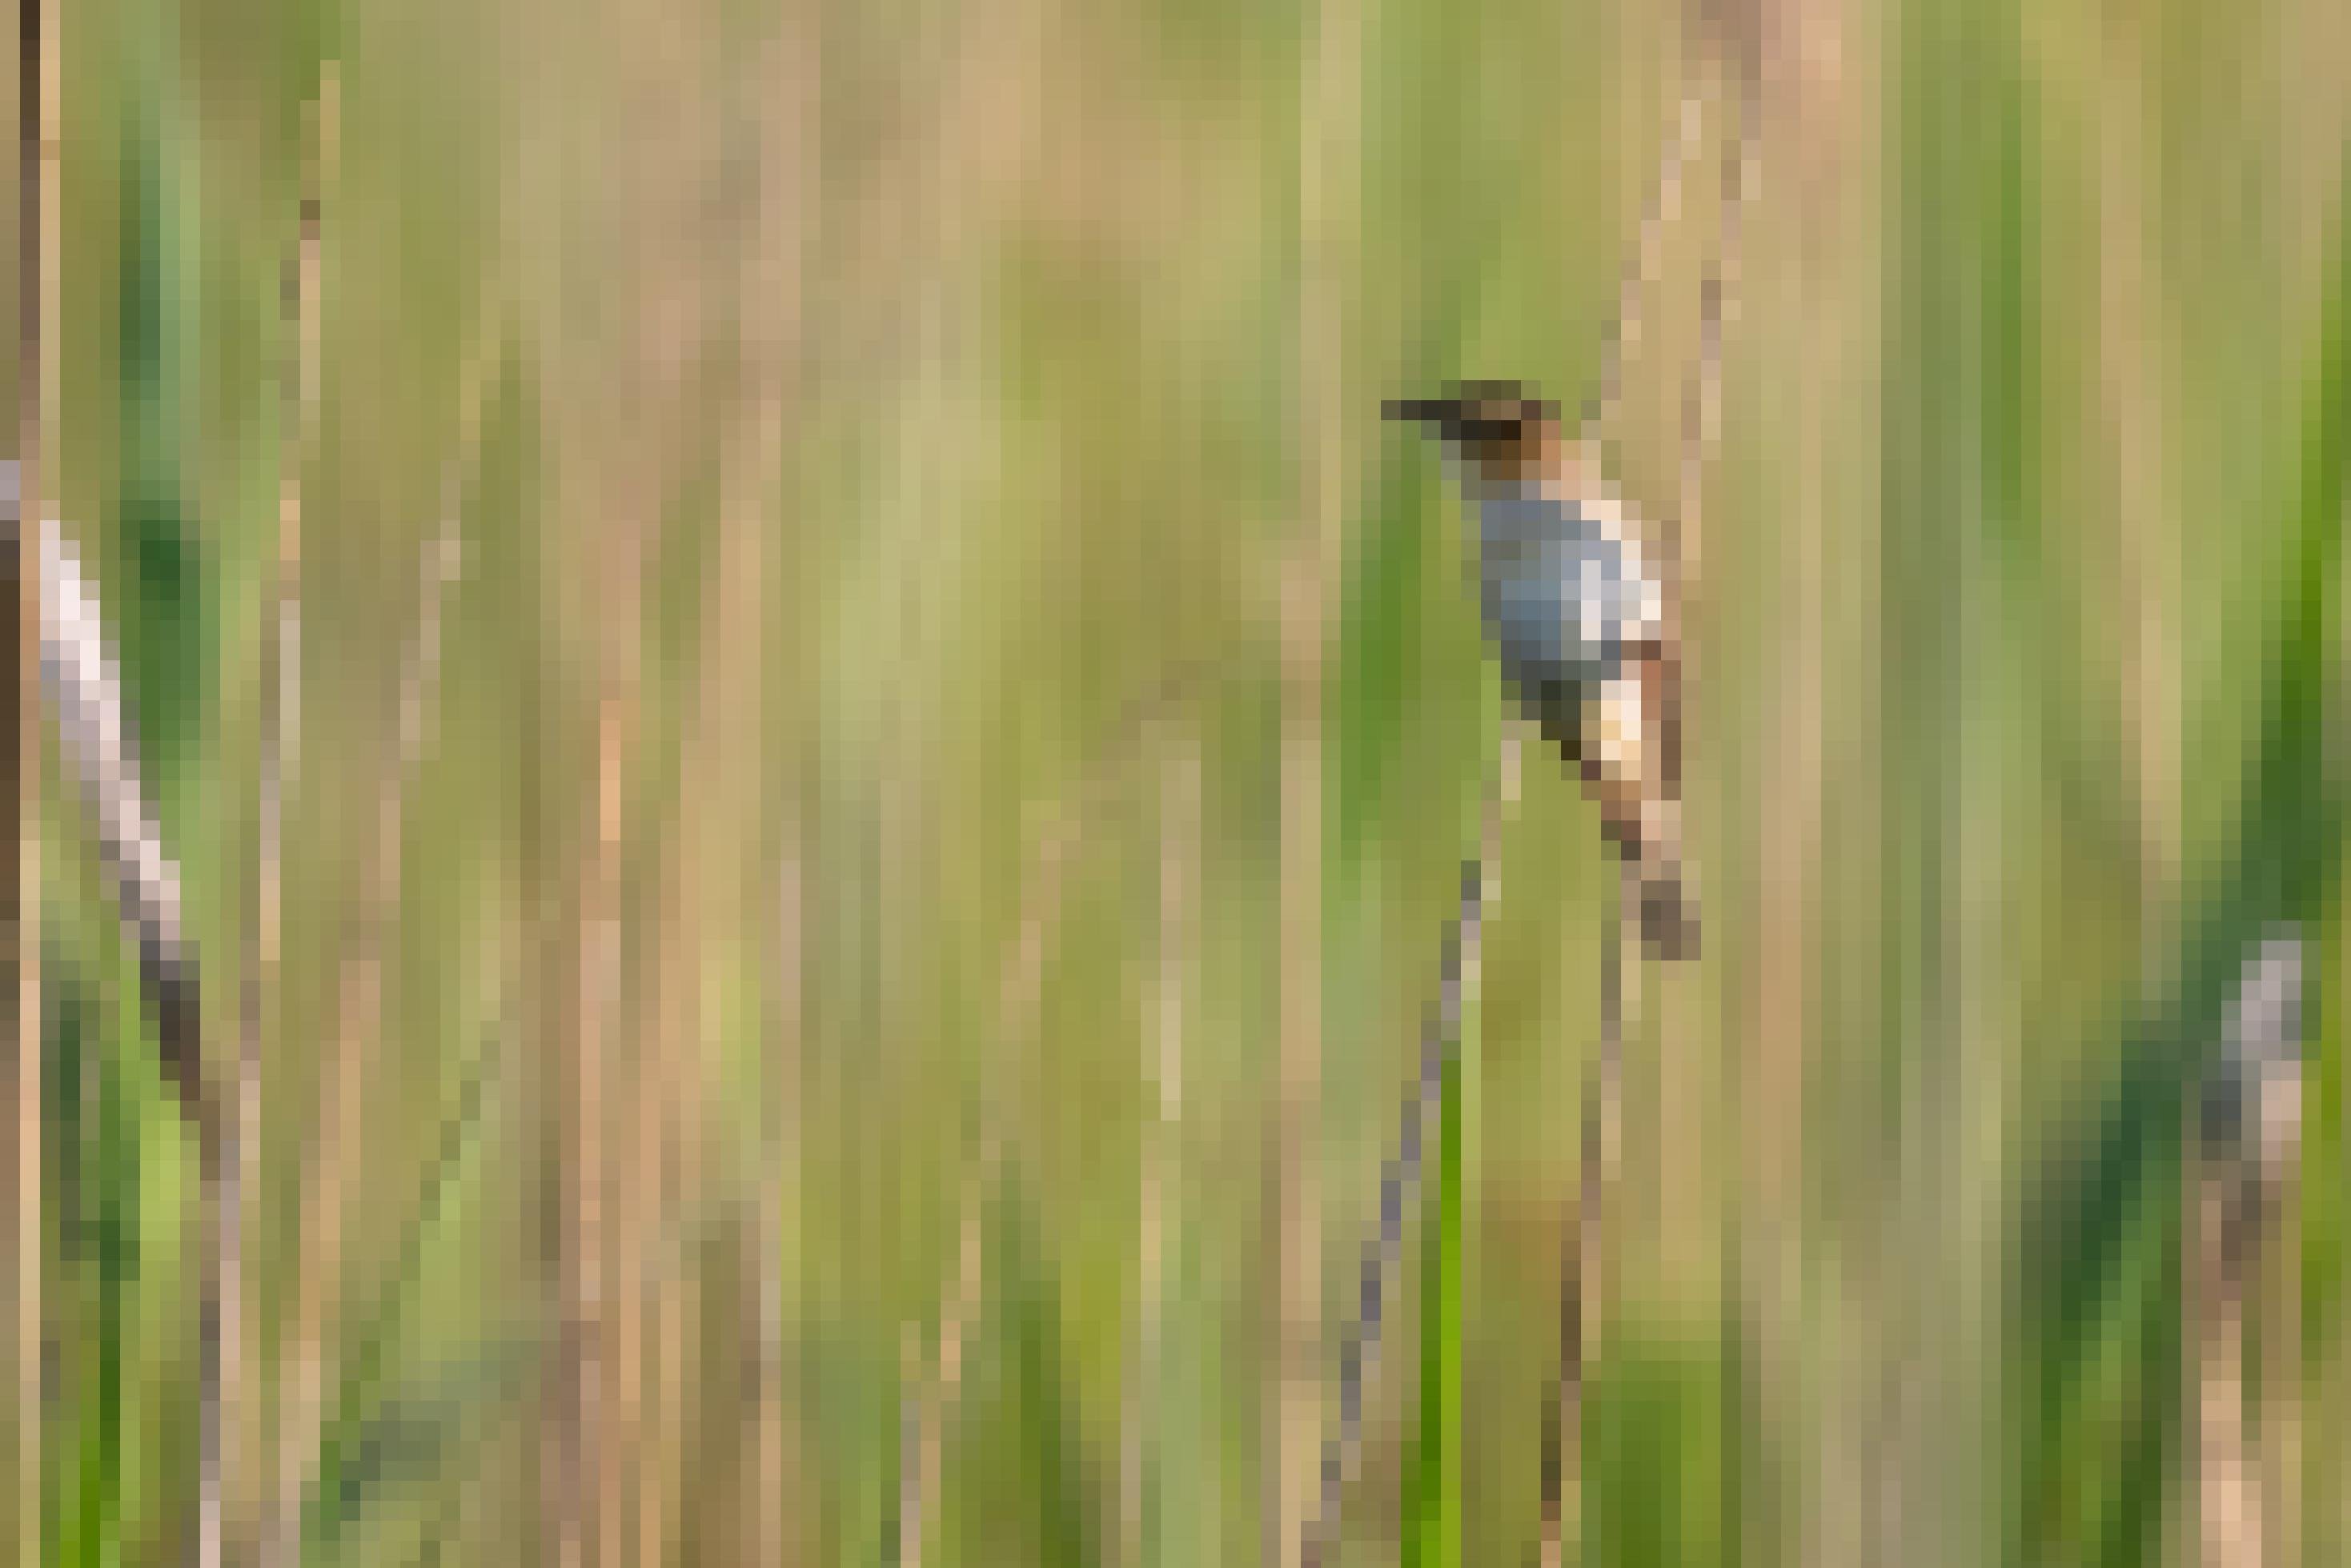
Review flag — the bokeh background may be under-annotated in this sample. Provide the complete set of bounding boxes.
[6,0,2347,1563]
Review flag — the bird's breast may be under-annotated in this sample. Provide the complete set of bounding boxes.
[1474,487,1663,688]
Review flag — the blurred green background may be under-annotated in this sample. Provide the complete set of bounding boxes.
[7,0,2347,1563]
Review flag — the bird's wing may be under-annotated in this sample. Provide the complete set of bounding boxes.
[1579,644,1690,860]
[1578,671,1650,859]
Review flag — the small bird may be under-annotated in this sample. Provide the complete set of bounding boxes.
[1386,381,1699,959]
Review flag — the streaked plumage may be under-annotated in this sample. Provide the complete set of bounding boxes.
[1386,382,1699,960]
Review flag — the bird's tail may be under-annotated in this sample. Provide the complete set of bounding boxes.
[1631,853,1700,961]
[1595,790,1700,961]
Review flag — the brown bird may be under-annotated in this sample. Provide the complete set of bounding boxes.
[1386,382,1699,960]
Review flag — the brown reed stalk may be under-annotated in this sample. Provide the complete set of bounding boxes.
[732,90,808,1568]
[605,289,660,1568]
[1743,2,1833,1560]
[601,6,830,1550]
[1535,31,1760,1562]
[572,32,721,1554]
[636,798,695,1568]
[13,3,50,1558]
[635,199,799,1568]
[1539,861,1630,1568]
[577,687,627,1568]
[630,215,719,1568]
[1686,27,1757,599]
[1123,733,1198,1568]
[755,837,805,1568]
[745,29,817,1561]
[560,102,723,1556]
[217,75,330,1568]
[1270,414,1330,1568]
[491,14,688,1552]
[1275,0,1362,1558]
[1542,18,1767,1561]
[1578,85,1709,459]
[265,306,500,1568]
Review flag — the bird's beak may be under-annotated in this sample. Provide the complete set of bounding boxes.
[1383,397,1475,448]
[1383,396,1462,430]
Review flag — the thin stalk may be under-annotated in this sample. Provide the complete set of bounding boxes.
[1279,0,1362,1552]
[756,839,804,1568]
[636,279,794,1568]
[1742,2,1833,1560]
[266,315,497,1568]
[729,30,816,1562]
[1125,736,1197,1568]
[554,210,677,1568]
[1539,14,1757,1558]
[12,5,50,1557]
[1305,736,1516,1568]
[583,671,630,1568]
[632,88,756,1568]
[1579,86,1708,455]
[223,75,330,1568]
[897,677,1207,1568]
[1402,742,1515,1568]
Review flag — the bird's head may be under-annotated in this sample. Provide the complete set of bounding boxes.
[1383,380,1563,491]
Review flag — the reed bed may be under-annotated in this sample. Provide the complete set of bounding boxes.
[14,0,2349,1563]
